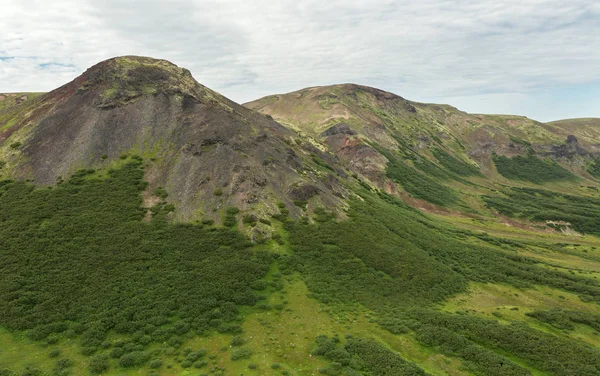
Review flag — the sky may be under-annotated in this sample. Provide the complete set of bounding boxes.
[1,0,598,122]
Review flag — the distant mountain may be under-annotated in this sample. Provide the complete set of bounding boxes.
[247,84,600,209]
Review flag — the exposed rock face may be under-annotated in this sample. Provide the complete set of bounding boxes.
[566,135,578,144]
[0,56,347,221]
[320,122,357,137]
[288,184,320,201]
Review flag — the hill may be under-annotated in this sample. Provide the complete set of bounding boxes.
[0,57,347,224]
[0,59,599,375]
[247,84,600,211]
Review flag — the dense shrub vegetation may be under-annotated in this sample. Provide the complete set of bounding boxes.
[411,310,600,376]
[285,192,600,311]
[432,148,482,176]
[484,187,600,236]
[314,335,429,376]
[0,160,272,358]
[587,159,600,179]
[1,157,599,374]
[374,146,457,206]
[414,322,529,376]
[284,194,466,309]
[492,153,576,183]
[285,191,600,374]
[526,309,600,332]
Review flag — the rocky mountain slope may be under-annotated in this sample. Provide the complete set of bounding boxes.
[0,57,347,222]
[247,84,600,213]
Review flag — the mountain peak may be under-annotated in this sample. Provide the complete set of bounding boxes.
[82,55,191,84]
[48,56,209,109]
[313,83,404,100]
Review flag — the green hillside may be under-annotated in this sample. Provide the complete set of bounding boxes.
[1,58,599,375]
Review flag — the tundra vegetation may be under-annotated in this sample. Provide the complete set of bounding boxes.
[0,159,599,375]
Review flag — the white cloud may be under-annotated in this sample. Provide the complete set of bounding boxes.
[0,0,598,121]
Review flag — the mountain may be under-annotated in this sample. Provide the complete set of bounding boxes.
[1,58,600,376]
[247,84,600,210]
[246,84,600,179]
[0,57,347,223]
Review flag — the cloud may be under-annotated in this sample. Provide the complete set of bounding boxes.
[0,0,598,121]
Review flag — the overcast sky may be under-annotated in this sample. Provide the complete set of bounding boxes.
[1,0,598,121]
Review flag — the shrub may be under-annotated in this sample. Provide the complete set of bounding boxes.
[9,142,21,149]
[242,214,257,224]
[55,358,74,370]
[373,144,456,206]
[149,358,163,369]
[46,335,59,345]
[493,153,575,183]
[119,351,150,367]
[153,187,168,199]
[48,348,61,358]
[213,188,223,196]
[432,148,481,176]
[88,354,109,374]
[186,350,205,362]
[293,200,307,208]
[223,216,237,227]
[110,347,124,358]
[80,346,97,356]
[230,335,245,346]
[230,347,253,360]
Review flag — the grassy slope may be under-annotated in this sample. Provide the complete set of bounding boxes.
[1,162,600,375]
[0,93,44,112]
